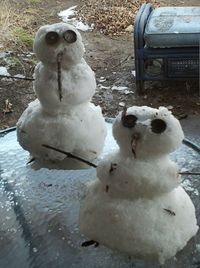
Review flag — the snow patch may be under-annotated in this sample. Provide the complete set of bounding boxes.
[0,66,10,76]
[58,6,92,32]
[112,85,128,91]
[111,85,132,95]
[14,74,25,79]
[131,70,136,77]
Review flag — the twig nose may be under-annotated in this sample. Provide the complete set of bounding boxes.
[131,132,141,158]
[57,52,63,101]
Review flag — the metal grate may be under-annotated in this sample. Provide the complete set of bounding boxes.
[167,58,199,77]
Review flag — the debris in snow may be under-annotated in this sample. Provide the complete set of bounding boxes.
[3,99,13,114]
[58,6,92,32]
[0,66,10,76]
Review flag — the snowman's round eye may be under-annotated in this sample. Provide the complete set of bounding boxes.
[151,119,167,134]
[45,31,60,45]
[63,30,77,43]
[122,115,137,128]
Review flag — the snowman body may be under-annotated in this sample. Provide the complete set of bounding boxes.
[34,58,96,114]
[17,23,106,167]
[80,106,198,263]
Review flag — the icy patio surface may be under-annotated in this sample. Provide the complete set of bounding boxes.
[0,121,199,268]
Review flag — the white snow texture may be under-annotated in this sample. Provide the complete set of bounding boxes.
[17,23,106,168]
[80,106,199,264]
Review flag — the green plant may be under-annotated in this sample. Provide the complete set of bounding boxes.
[14,27,34,47]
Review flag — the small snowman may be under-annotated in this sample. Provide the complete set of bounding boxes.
[17,23,106,168]
[80,106,198,264]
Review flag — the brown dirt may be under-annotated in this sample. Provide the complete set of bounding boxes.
[0,0,199,130]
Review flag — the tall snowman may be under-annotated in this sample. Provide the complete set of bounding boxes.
[17,23,107,169]
[80,106,198,264]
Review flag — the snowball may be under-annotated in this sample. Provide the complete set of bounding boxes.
[80,183,198,264]
[33,23,85,66]
[112,106,184,158]
[17,99,106,168]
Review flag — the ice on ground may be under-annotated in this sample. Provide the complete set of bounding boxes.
[58,6,92,32]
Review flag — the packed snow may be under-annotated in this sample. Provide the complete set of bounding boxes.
[16,23,107,169]
[80,106,199,264]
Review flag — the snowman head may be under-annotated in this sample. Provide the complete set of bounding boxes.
[33,23,85,67]
[112,106,184,158]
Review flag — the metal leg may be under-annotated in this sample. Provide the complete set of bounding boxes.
[136,80,144,95]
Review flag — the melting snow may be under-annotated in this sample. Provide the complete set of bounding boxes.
[58,6,92,32]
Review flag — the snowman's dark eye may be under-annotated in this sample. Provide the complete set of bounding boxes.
[63,30,77,43]
[45,31,60,45]
[151,119,167,134]
[122,114,137,128]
